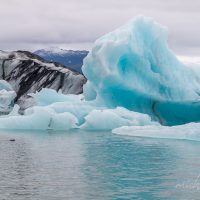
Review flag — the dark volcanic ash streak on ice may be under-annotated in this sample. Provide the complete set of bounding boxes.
[0,50,86,110]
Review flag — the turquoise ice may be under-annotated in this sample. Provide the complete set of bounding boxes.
[83,16,200,126]
[0,16,200,134]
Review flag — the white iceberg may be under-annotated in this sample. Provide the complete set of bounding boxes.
[81,107,154,131]
[0,106,78,131]
[112,123,200,141]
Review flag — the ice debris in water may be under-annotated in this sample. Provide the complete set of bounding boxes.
[112,123,200,141]
[0,88,153,131]
[0,106,78,131]
[1,16,200,135]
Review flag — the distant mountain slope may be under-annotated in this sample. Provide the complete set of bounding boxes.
[0,50,87,110]
[34,48,89,73]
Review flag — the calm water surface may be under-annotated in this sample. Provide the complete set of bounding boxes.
[0,130,200,200]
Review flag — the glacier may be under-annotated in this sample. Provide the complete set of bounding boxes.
[0,16,200,137]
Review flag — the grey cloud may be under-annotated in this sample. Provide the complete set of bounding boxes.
[0,0,200,55]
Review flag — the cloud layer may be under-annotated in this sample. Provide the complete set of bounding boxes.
[1,0,200,55]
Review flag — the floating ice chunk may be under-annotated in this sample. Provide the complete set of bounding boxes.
[81,109,131,130]
[0,80,14,91]
[30,88,84,106]
[0,80,16,114]
[82,16,200,125]
[48,102,96,125]
[0,106,78,131]
[0,90,16,113]
[81,107,155,130]
[112,123,200,141]
[0,107,51,130]
[6,104,20,116]
[48,112,78,131]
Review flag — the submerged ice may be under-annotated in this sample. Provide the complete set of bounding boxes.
[0,16,200,135]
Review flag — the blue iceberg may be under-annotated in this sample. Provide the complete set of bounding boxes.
[83,16,200,126]
[0,16,200,132]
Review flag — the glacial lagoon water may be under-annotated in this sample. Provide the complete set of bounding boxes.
[0,130,200,200]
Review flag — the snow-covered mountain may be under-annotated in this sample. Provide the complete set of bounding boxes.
[34,48,88,73]
[0,50,86,111]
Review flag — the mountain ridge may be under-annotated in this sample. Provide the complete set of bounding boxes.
[34,48,89,73]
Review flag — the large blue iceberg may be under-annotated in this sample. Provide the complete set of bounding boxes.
[83,16,200,126]
[0,16,200,133]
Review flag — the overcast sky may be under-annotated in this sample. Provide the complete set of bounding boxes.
[0,0,200,55]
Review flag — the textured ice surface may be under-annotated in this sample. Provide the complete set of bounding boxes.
[0,80,16,114]
[81,107,154,130]
[30,88,85,106]
[0,106,78,131]
[0,16,200,134]
[0,88,152,131]
[83,16,200,125]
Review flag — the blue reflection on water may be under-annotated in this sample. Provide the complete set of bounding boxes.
[0,130,200,200]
